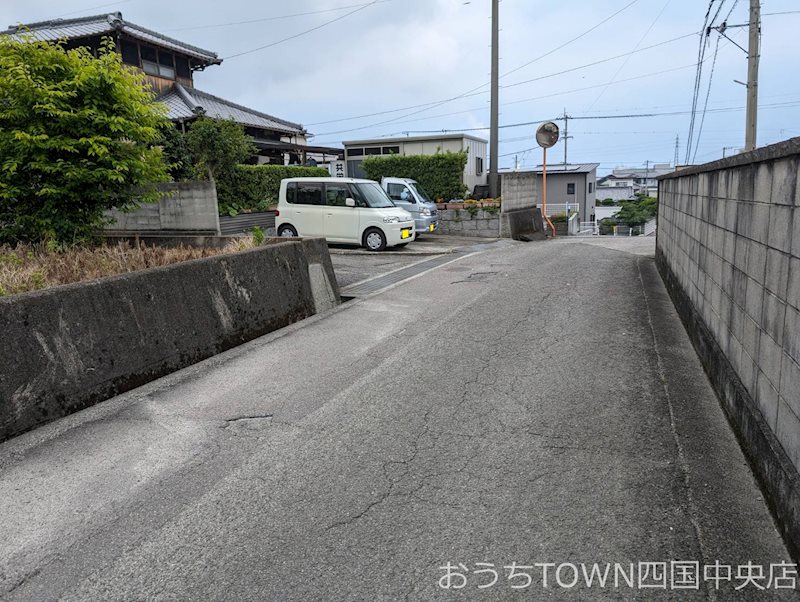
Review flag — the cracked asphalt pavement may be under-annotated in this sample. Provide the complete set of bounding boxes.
[0,237,793,600]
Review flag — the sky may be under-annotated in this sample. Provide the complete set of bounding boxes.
[4,0,800,174]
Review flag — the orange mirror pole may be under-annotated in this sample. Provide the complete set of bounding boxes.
[542,147,556,237]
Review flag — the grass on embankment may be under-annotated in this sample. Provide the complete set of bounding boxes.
[0,238,263,297]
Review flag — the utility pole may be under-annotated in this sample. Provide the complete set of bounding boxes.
[673,135,680,167]
[514,154,519,171]
[488,0,500,198]
[644,160,650,196]
[562,110,573,165]
[745,0,760,151]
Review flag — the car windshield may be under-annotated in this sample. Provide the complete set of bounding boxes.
[410,182,434,204]
[352,182,395,208]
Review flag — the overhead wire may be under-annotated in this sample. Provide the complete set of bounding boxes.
[584,0,672,112]
[223,0,383,59]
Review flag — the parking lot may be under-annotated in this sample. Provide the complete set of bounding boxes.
[329,234,500,289]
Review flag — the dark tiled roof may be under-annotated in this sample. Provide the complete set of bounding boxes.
[157,83,305,136]
[3,12,220,64]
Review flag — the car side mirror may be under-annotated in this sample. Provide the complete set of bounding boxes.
[345,198,356,207]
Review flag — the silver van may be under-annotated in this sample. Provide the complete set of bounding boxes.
[381,178,439,238]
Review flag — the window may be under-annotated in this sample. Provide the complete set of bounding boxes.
[138,45,176,79]
[325,183,350,207]
[351,183,395,208]
[382,146,400,155]
[158,51,175,79]
[567,183,576,195]
[348,148,364,157]
[286,182,323,205]
[588,182,594,193]
[364,147,381,156]
[121,40,139,66]
[175,56,191,78]
[386,183,408,201]
[476,157,483,176]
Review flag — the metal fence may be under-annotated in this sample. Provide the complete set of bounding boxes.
[218,211,276,235]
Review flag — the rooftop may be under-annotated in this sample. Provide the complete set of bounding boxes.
[502,163,600,175]
[343,133,488,146]
[2,12,220,64]
[157,83,305,136]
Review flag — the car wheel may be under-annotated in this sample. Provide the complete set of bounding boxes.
[277,224,298,237]
[363,228,387,252]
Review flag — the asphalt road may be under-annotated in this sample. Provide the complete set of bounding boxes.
[0,237,792,600]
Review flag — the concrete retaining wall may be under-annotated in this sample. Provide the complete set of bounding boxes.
[434,206,500,237]
[105,181,221,234]
[0,239,339,442]
[499,171,539,237]
[657,137,800,557]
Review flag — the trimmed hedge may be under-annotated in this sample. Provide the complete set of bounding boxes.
[361,151,468,201]
[217,164,329,216]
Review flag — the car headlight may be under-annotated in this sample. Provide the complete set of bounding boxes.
[383,216,401,223]
[419,207,432,216]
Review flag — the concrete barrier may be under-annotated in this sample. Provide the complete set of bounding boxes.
[657,137,800,558]
[0,238,339,442]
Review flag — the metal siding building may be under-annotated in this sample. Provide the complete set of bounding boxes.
[342,134,488,193]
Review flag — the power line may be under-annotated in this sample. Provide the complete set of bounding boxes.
[223,0,383,60]
[306,0,645,131]
[54,0,129,17]
[584,0,672,112]
[686,0,719,162]
[166,1,392,32]
[312,31,700,137]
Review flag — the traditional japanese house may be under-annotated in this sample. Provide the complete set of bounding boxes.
[3,12,342,165]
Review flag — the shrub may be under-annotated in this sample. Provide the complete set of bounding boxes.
[361,151,468,200]
[216,164,329,216]
[184,116,255,182]
[0,36,170,244]
[549,212,568,223]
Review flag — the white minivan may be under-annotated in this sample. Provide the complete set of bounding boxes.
[276,178,415,251]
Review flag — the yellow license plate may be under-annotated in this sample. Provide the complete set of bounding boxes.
[429,223,435,232]
[401,229,411,239]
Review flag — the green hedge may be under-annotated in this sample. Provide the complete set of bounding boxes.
[216,164,329,216]
[361,151,468,201]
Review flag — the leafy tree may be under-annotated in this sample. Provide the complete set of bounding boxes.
[157,124,194,181]
[184,117,255,183]
[0,36,170,244]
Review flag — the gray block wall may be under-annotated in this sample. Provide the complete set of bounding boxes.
[105,181,221,234]
[435,207,500,238]
[656,137,800,555]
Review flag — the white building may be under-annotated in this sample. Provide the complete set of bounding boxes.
[342,134,488,193]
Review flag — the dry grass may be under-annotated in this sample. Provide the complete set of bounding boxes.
[0,238,265,297]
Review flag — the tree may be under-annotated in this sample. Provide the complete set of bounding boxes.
[157,124,194,181]
[184,117,255,183]
[0,36,170,245]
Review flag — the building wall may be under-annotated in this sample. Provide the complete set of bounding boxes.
[597,186,636,202]
[105,181,221,234]
[656,138,800,554]
[343,136,488,190]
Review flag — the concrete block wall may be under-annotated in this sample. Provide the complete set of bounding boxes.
[106,181,221,234]
[656,137,800,555]
[499,172,538,237]
[435,207,500,238]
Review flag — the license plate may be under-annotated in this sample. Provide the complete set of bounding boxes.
[401,229,411,239]
[429,223,435,232]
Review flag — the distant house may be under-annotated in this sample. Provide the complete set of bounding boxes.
[2,12,342,166]
[342,134,488,193]
[599,164,674,197]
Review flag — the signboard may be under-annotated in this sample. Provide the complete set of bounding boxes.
[328,161,346,178]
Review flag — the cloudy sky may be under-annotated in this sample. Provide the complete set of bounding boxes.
[4,0,800,173]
